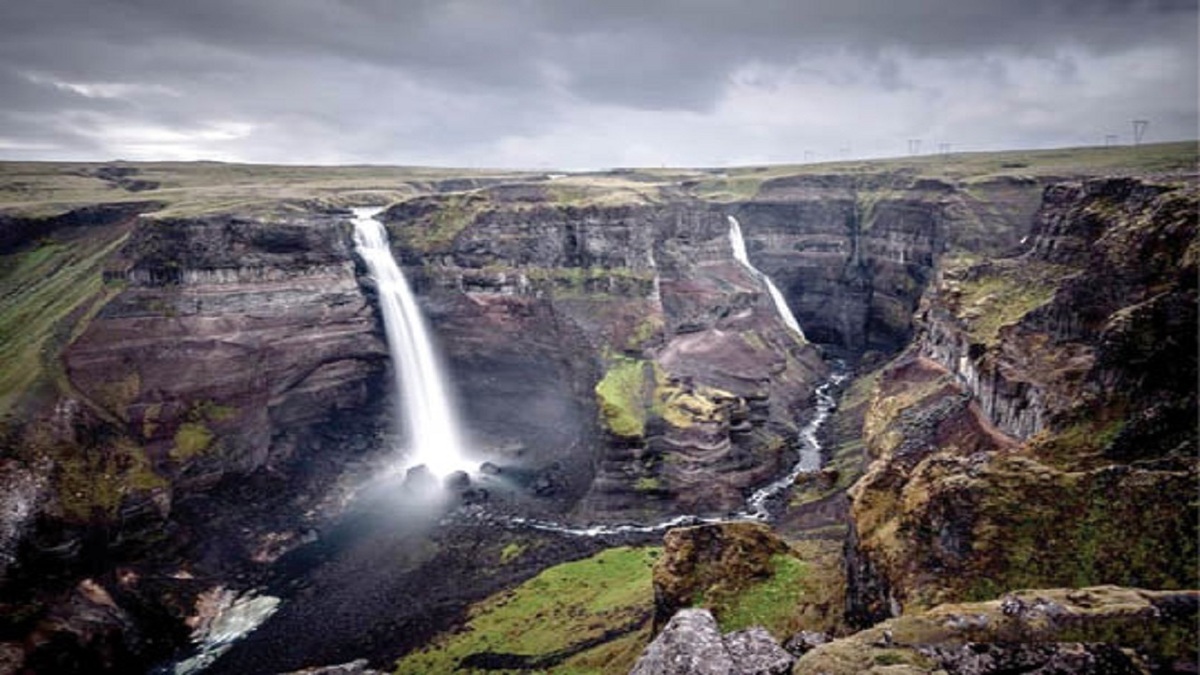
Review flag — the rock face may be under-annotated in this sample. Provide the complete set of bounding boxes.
[384,197,827,521]
[845,177,1199,620]
[732,173,1041,353]
[796,586,1199,674]
[630,608,793,675]
[0,208,391,672]
[65,212,386,490]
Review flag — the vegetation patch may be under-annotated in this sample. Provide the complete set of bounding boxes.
[595,356,651,438]
[49,436,166,522]
[498,542,527,565]
[941,259,1073,345]
[394,546,659,674]
[0,231,130,415]
[714,553,809,634]
[171,422,214,461]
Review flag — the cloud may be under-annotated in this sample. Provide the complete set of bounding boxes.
[0,0,1194,166]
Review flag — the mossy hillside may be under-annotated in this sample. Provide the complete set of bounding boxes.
[21,421,167,523]
[851,354,1197,612]
[938,258,1074,345]
[168,399,236,462]
[394,546,660,674]
[0,230,130,416]
[953,455,1199,602]
[525,265,657,299]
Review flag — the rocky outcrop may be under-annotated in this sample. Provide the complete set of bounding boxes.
[652,523,792,631]
[797,586,1199,674]
[630,608,793,675]
[845,177,1199,620]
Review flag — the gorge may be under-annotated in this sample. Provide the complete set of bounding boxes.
[0,143,1196,674]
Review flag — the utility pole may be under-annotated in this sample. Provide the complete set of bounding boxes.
[937,143,951,157]
[1105,134,1119,147]
[1132,120,1149,146]
[907,139,922,155]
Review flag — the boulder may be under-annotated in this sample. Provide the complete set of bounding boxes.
[630,608,793,675]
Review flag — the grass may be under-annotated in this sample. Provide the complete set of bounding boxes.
[2,142,1192,220]
[394,546,660,674]
[714,553,809,634]
[0,161,543,218]
[0,230,131,415]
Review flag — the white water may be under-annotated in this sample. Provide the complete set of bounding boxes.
[352,207,472,478]
[504,366,847,537]
[727,215,806,339]
[168,592,280,675]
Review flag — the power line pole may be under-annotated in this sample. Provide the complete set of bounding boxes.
[937,143,951,157]
[1132,120,1149,146]
[907,139,922,155]
[1104,134,1119,147]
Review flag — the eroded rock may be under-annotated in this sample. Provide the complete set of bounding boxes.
[630,608,793,675]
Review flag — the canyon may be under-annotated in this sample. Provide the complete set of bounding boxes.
[0,143,1195,673]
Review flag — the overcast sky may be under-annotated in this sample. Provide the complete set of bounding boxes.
[0,1,1195,169]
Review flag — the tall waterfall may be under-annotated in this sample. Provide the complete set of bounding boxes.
[351,207,471,478]
[727,215,806,339]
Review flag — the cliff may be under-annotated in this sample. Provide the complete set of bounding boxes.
[0,146,1195,673]
[382,194,828,520]
[846,176,1198,623]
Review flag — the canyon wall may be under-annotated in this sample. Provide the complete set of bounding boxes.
[845,177,1199,623]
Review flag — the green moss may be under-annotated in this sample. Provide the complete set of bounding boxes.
[499,542,527,565]
[395,546,659,674]
[53,438,166,522]
[959,457,1199,602]
[0,231,130,415]
[595,357,650,438]
[398,192,490,251]
[626,315,663,350]
[171,422,213,460]
[634,476,662,491]
[947,261,1072,345]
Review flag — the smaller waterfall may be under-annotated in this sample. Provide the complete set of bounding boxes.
[728,215,806,339]
[352,207,472,478]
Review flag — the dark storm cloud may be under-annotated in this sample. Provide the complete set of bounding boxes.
[0,0,1194,165]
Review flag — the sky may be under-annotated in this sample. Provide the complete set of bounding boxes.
[0,0,1195,169]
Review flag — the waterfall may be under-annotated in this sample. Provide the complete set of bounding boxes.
[727,216,806,340]
[351,207,471,478]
